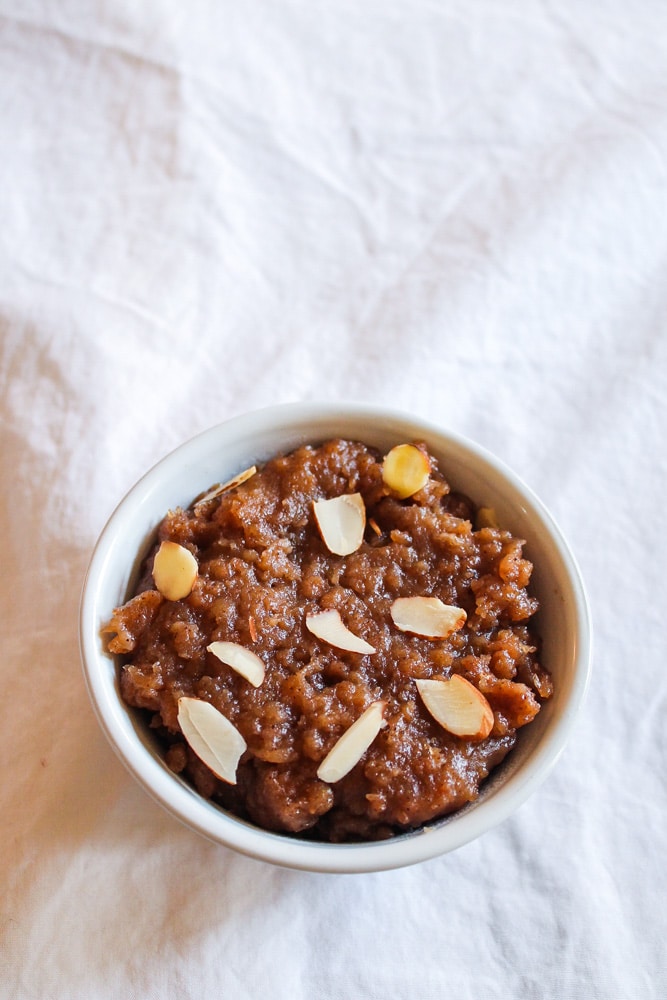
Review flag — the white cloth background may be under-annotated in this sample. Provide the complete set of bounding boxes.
[1,1,665,997]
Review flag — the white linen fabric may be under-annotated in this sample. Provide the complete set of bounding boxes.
[1,2,665,997]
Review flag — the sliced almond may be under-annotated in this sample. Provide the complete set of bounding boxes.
[207,641,265,687]
[476,506,499,530]
[416,676,493,740]
[177,696,247,783]
[317,701,387,783]
[306,609,376,654]
[194,466,257,506]
[313,493,366,556]
[152,540,198,601]
[390,596,466,638]
[382,444,430,499]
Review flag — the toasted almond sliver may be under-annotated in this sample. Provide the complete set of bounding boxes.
[152,540,198,601]
[194,466,257,507]
[476,506,500,530]
[306,609,376,655]
[207,641,265,687]
[382,444,431,499]
[390,596,466,638]
[177,696,247,784]
[313,493,366,556]
[416,676,493,740]
[317,701,387,783]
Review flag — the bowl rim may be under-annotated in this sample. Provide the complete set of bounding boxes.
[79,401,592,873]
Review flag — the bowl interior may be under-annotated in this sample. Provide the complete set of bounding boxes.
[80,403,591,873]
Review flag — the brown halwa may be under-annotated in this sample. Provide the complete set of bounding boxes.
[103,439,552,842]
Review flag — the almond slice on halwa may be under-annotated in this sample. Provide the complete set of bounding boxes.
[194,466,257,506]
[305,609,376,655]
[416,676,493,740]
[152,540,198,601]
[390,596,466,638]
[207,641,265,688]
[317,701,387,783]
[382,444,431,499]
[177,697,247,784]
[313,492,366,556]
[476,506,499,530]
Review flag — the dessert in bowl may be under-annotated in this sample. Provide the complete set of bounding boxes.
[79,403,591,873]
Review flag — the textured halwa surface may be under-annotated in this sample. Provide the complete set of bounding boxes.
[103,439,552,842]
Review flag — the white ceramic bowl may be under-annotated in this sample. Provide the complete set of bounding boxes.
[79,403,591,873]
